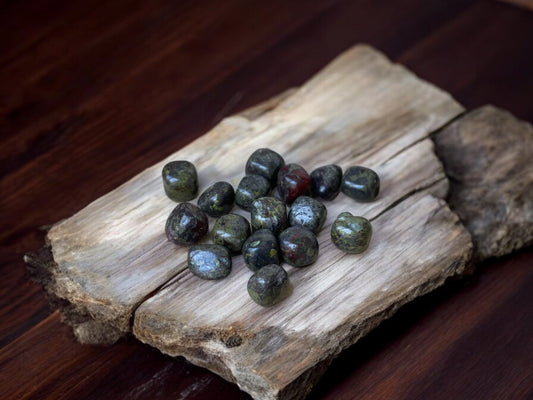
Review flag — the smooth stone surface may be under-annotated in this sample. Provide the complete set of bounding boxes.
[245,148,285,185]
[162,160,198,202]
[197,181,235,217]
[279,226,319,267]
[212,213,251,253]
[242,229,280,272]
[235,175,271,211]
[289,196,327,233]
[165,203,208,245]
[250,197,289,236]
[331,212,372,253]
[310,164,342,200]
[187,244,232,280]
[341,166,380,202]
[277,163,311,204]
[247,264,292,307]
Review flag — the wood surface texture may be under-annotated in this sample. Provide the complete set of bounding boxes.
[1,1,532,399]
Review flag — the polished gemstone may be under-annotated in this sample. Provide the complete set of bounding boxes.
[162,160,198,202]
[310,164,342,201]
[165,202,208,245]
[242,229,280,272]
[245,148,285,185]
[212,213,251,253]
[235,174,271,211]
[279,226,319,267]
[277,163,311,204]
[289,195,327,233]
[330,212,372,253]
[247,264,292,307]
[341,166,380,202]
[250,197,289,236]
[197,181,235,217]
[188,244,232,280]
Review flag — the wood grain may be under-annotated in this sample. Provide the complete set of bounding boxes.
[2,1,533,399]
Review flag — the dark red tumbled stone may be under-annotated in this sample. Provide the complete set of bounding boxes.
[279,226,319,267]
[277,163,311,204]
[165,203,208,245]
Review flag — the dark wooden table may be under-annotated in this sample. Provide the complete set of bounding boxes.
[1,1,532,399]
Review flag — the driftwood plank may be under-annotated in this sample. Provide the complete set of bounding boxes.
[26,44,475,399]
[35,45,466,343]
[433,105,533,261]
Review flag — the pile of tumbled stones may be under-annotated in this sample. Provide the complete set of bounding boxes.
[163,148,379,307]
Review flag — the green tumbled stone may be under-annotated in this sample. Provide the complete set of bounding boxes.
[162,160,198,202]
[212,213,251,253]
[197,181,235,217]
[250,197,289,236]
[247,264,292,307]
[165,203,208,245]
[310,164,342,201]
[188,244,232,280]
[279,226,319,267]
[245,148,285,185]
[242,229,280,272]
[289,195,327,233]
[331,212,372,254]
[341,166,380,202]
[235,175,271,211]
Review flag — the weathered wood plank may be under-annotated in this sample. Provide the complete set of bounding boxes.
[38,45,465,343]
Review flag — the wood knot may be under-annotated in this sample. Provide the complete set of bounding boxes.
[222,334,243,348]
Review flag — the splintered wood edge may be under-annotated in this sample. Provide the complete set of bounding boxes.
[23,242,124,344]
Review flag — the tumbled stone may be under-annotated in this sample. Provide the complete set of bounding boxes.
[235,175,271,211]
[162,160,198,202]
[279,226,319,267]
[212,213,251,253]
[242,229,280,272]
[331,212,372,254]
[277,163,311,204]
[197,181,235,217]
[250,197,289,236]
[310,164,342,201]
[341,166,380,202]
[165,203,208,245]
[188,244,232,280]
[245,148,285,185]
[247,264,292,307]
[289,196,327,233]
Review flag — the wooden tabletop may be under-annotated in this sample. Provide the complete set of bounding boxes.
[1,1,532,399]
